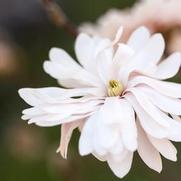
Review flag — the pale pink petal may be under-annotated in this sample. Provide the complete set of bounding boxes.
[112,26,123,45]
[147,136,177,161]
[56,120,84,159]
[137,122,162,173]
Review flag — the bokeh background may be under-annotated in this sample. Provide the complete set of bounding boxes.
[0,0,181,180]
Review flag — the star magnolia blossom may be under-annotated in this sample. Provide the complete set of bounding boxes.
[19,26,181,178]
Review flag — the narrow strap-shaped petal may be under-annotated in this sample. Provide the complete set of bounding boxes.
[125,94,169,138]
[79,113,98,156]
[128,76,181,98]
[137,121,162,173]
[128,88,170,127]
[19,88,103,127]
[57,120,84,159]
[138,86,181,115]
[147,136,177,161]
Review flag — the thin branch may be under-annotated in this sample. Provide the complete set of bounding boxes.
[42,0,78,38]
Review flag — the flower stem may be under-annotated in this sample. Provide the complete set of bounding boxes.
[42,0,78,38]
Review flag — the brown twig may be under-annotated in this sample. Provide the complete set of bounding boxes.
[42,0,78,38]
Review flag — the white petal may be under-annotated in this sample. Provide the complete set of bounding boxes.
[147,136,177,161]
[137,122,162,173]
[75,33,111,74]
[43,60,101,88]
[139,86,181,115]
[79,114,97,156]
[127,91,181,141]
[110,138,124,155]
[19,87,105,106]
[125,94,168,138]
[49,47,78,66]
[128,76,181,98]
[19,88,102,126]
[99,97,137,151]
[128,88,170,127]
[120,34,165,84]
[113,43,134,69]
[127,26,150,51]
[133,33,165,68]
[107,150,133,178]
[92,152,106,162]
[149,52,181,80]
[95,122,120,151]
[96,47,114,85]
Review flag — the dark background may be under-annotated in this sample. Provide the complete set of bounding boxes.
[0,0,181,180]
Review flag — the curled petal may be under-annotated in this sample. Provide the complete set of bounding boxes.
[57,120,85,159]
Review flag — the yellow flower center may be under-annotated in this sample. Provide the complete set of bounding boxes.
[108,80,124,97]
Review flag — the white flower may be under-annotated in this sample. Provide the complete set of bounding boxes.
[19,26,181,178]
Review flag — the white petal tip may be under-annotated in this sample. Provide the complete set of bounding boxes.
[57,150,67,159]
[157,168,162,173]
[169,155,177,162]
[154,166,162,173]
[79,145,91,156]
[49,47,59,57]
[137,26,149,32]
[18,88,27,98]
[21,115,28,120]
[28,120,34,124]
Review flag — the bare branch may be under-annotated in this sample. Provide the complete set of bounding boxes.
[42,0,78,38]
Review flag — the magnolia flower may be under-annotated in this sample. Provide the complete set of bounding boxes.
[19,26,181,178]
[79,0,181,42]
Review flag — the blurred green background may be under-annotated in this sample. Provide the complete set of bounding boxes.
[0,0,181,180]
